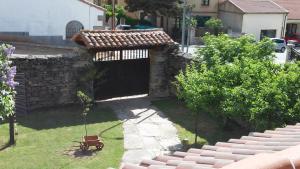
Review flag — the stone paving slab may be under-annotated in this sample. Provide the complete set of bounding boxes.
[102,95,182,166]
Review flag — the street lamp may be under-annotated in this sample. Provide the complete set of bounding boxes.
[112,0,116,30]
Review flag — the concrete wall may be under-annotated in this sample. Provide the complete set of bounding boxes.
[242,14,286,40]
[0,0,104,39]
[218,1,243,33]
[10,48,93,111]
[149,44,191,98]
[219,11,243,33]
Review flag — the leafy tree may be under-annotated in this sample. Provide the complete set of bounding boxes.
[196,34,275,67]
[125,0,182,20]
[205,18,223,35]
[176,34,300,139]
[0,44,18,145]
[104,4,126,23]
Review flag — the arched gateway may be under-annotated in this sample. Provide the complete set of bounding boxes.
[72,29,175,99]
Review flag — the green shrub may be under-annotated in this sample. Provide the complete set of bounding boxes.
[205,18,223,35]
[176,34,300,130]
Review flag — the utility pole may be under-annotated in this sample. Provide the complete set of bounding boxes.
[112,0,116,30]
[181,0,187,52]
[186,8,191,54]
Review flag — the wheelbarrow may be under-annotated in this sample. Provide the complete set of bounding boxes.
[80,135,104,151]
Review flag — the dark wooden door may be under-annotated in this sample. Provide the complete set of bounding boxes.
[94,50,150,100]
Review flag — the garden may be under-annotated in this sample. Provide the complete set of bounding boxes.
[0,45,124,169]
[0,105,124,169]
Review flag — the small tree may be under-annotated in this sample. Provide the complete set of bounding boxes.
[0,44,18,145]
[205,18,223,35]
[77,91,93,137]
[104,4,126,23]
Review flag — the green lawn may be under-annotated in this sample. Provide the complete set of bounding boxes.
[0,105,124,169]
[152,98,248,148]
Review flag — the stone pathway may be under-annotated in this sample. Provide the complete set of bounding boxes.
[102,95,182,165]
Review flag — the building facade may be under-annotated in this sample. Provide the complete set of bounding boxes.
[188,0,219,27]
[219,0,288,41]
[0,0,105,44]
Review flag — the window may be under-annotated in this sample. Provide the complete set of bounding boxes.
[260,30,276,40]
[286,24,297,37]
[66,21,84,39]
[273,39,284,44]
[202,0,210,6]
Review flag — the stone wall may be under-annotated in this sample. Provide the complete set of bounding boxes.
[10,43,190,111]
[166,45,192,96]
[149,44,191,98]
[10,48,93,111]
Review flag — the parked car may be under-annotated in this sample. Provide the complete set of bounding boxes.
[271,38,286,52]
[116,24,131,30]
[132,25,156,30]
[287,40,300,48]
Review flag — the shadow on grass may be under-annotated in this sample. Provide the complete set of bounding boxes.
[17,104,118,130]
[152,98,249,146]
[63,145,100,159]
[0,142,12,151]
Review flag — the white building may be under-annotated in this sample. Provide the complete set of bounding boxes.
[0,0,105,44]
[219,0,288,41]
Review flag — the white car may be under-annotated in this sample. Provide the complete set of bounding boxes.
[116,24,131,30]
[271,38,286,53]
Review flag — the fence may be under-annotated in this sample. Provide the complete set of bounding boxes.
[94,49,149,62]
[291,48,300,61]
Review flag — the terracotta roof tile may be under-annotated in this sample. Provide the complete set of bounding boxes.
[273,0,300,20]
[73,29,175,52]
[121,123,300,169]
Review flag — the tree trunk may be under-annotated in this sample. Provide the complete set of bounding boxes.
[9,114,15,145]
[84,115,88,137]
[194,112,199,146]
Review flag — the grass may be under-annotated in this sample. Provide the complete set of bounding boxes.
[152,98,248,148]
[0,105,124,169]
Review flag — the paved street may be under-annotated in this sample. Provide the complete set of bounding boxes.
[274,50,287,64]
[100,95,182,165]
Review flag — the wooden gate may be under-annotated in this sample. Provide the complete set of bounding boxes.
[94,49,150,100]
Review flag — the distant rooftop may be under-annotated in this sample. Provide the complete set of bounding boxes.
[273,0,300,20]
[223,0,288,14]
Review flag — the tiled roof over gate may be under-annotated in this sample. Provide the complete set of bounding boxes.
[122,123,300,169]
[72,29,175,51]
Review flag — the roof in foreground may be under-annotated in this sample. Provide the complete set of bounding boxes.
[72,29,175,51]
[273,0,300,20]
[225,0,288,14]
[122,123,300,169]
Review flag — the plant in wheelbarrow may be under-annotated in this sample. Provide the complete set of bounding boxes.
[77,91,104,151]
